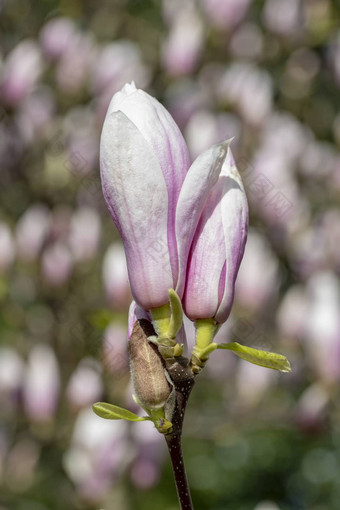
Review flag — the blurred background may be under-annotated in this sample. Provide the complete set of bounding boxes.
[0,0,339,509]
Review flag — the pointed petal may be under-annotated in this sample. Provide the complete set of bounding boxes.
[107,84,190,195]
[215,149,248,323]
[183,184,226,320]
[100,111,173,309]
[175,140,231,297]
[107,84,191,284]
[128,301,150,339]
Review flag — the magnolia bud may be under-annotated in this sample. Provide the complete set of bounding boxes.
[128,320,171,411]
[183,148,248,325]
[100,82,232,313]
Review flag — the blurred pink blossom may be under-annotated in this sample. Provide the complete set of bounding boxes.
[131,419,165,489]
[40,17,77,60]
[288,208,340,278]
[102,242,132,311]
[205,320,236,379]
[23,344,60,423]
[185,109,241,159]
[63,409,129,502]
[41,242,73,286]
[304,271,340,385]
[300,139,337,180]
[0,40,44,107]
[248,147,304,229]
[63,106,98,175]
[295,383,329,431]
[66,358,103,410]
[16,87,55,145]
[0,347,24,395]
[229,23,263,59]
[16,204,51,261]
[69,208,101,262]
[320,209,340,270]
[55,33,95,94]
[102,323,129,376]
[262,0,303,36]
[235,230,279,312]
[236,359,276,408]
[328,31,340,86]
[162,0,204,76]
[91,41,151,102]
[0,222,15,272]
[277,285,308,341]
[202,0,253,30]
[50,205,72,243]
[217,63,273,125]
[165,79,209,130]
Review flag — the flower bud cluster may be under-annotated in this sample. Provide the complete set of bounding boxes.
[100,82,249,418]
[100,82,248,327]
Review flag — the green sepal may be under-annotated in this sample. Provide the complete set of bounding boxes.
[194,318,218,350]
[190,319,218,374]
[173,343,184,356]
[167,289,183,339]
[150,303,171,338]
[149,407,173,434]
[197,342,218,360]
[150,289,183,343]
[217,342,291,372]
[92,402,151,422]
[132,395,173,435]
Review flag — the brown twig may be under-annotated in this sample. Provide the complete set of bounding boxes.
[164,356,195,510]
[135,320,196,510]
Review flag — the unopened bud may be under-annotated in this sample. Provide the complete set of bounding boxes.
[129,320,171,410]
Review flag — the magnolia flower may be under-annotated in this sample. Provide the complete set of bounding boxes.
[183,149,248,324]
[100,82,231,312]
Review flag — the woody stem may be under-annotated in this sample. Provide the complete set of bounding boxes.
[164,356,195,510]
[165,432,193,510]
